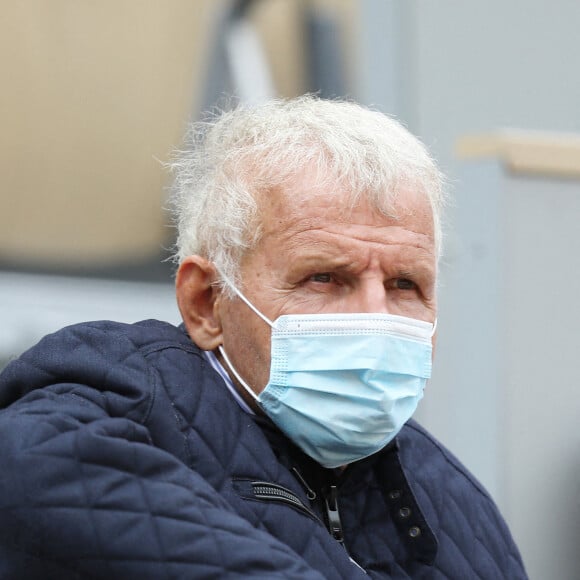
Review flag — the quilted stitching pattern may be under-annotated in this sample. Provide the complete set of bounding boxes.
[396,422,528,579]
[0,320,528,579]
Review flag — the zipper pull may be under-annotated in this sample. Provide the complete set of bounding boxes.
[324,485,344,543]
[291,467,317,500]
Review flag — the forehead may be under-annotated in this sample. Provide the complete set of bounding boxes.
[257,168,435,241]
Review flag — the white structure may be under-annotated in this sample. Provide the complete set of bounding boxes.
[356,4,580,577]
[419,132,580,579]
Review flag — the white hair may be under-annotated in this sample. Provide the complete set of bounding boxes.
[169,96,446,288]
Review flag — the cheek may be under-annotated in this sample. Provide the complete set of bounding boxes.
[221,303,273,394]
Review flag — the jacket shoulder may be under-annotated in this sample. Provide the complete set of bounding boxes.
[400,419,490,496]
[397,420,527,577]
[0,320,334,578]
[0,319,199,419]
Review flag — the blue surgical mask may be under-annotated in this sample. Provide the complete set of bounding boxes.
[218,275,435,469]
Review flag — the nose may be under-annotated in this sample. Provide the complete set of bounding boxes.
[349,278,390,314]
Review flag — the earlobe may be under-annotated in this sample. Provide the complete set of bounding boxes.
[175,256,223,350]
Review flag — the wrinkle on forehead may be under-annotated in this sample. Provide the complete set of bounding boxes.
[255,162,432,232]
[259,190,434,249]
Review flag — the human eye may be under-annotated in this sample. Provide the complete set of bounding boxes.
[308,272,333,284]
[394,278,417,291]
[385,277,422,298]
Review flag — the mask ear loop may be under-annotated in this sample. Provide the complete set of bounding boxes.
[218,345,259,402]
[215,267,275,328]
[430,318,438,338]
[214,265,273,403]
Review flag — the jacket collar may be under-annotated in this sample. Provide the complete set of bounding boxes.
[372,439,439,565]
[254,412,439,566]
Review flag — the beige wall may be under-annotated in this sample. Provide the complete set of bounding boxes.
[0,0,355,268]
[1,1,214,265]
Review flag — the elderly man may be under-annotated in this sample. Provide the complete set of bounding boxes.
[0,97,526,578]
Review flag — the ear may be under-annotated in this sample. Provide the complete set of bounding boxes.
[175,256,223,350]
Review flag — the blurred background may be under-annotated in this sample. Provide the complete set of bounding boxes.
[1,1,579,577]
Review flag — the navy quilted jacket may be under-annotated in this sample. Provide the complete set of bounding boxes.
[0,320,527,579]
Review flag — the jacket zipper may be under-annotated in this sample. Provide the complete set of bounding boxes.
[239,477,365,572]
[248,481,319,521]
[324,484,344,544]
[291,466,346,544]
[291,467,345,544]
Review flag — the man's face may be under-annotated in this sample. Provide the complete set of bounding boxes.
[216,170,437,399]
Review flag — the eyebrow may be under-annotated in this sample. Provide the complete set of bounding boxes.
[286,245,358,270]
[282,229,436,277]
